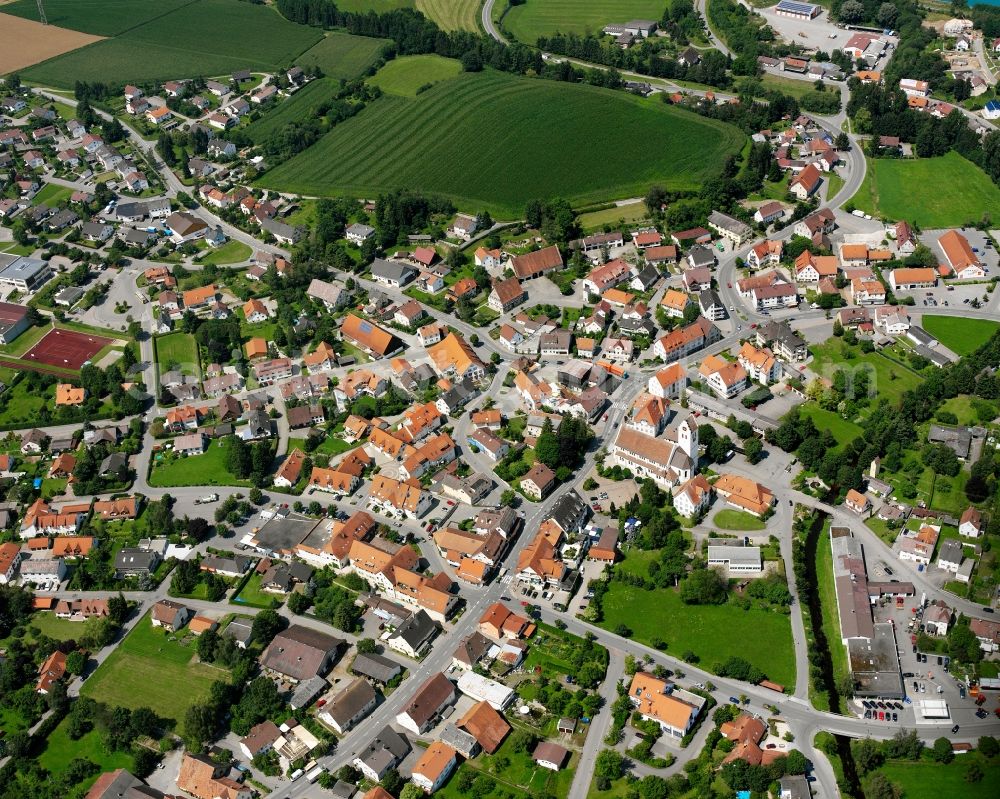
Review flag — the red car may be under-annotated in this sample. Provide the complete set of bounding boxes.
[878,711,884,720]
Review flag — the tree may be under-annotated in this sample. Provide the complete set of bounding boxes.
[356,638,378,654]
[594,749,624,782]
[865,773,901,799]
[64,650,86,675]
[744,437,763,464]
[965,761,984,783]
[184,704,216,751]
[644,185,667,215]
[380,768,405,797]
[852,738,883,775]
[400,784,425,799]
[838,1,865,24]
[535,417,560,468]
[251,609,283,646]
[931,737,955,764]
[978,736,999,758]
[197,629,220,662]
[835,132,850,151]
[680,567,728,605]
[877,2,898,28]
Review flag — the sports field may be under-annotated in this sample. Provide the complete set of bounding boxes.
[260,69,745,216]
[849,151,1000,228]
[2,0,193,36]
[22,328,113,370]
[80,613,229,723]
[368,54,463,96]
[415,0,481,32]
[504,0,666,44]
[922,315,1000,357]
[295,31,391,80]
[20,0,322,88]
[0,13,104,73]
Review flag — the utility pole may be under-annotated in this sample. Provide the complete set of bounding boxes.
[36,0,47,25]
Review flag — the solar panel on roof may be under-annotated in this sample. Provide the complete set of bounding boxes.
[776,0,818,11]
[360,321,372,333]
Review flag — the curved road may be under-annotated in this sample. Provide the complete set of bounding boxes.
[481,0,505,43]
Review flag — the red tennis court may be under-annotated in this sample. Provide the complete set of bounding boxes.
[22,328,114,370]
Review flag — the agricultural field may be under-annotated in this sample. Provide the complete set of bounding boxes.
[415,0,481,32]
[0,13,104,74]
[368,54,463,96]
[849,151,1000,228]
[20,0,322,88]
[295,31,391,80]
[260,69,745,217]
[504,0,665,44]
[80,613,229,724]
[2,0,193,36]
[922,315,1000,357]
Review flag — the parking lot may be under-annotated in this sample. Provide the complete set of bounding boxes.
[855,596,992,731]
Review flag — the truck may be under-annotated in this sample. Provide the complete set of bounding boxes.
[194,493,219,505]
[306,766,325,783]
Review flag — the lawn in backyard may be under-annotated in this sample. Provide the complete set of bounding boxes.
[368,54,463,96]
[796,404,864,448]
[599,558,795,687]
[80,613,230,724]
[577,202,650,231]
[155,331,199,376]
[28,611,92,641]
[38,719,135,787]
[288,435,358,456]
[876,755,1000,799]
[259,69,745,217]
[148,438,250,488]
[439,734,575,799]
[922,315,1000,357]
[504,0,666,44]
[808,339,923,414]
[32,183,74,206]
[849,151,1000,228]
[20,0,322,87]
[294,31,391,80]
[712,509,766,530]
[522,621,608,679]
[231,572,281,609]
[0,378,48,427]
[197,240,252,266]
[935,394,994,427]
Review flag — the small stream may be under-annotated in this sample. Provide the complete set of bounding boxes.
[800,512,866,799]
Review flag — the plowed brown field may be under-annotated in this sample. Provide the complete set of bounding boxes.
[0,13,103,73]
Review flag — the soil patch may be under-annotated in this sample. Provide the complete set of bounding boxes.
[0,13,103,73]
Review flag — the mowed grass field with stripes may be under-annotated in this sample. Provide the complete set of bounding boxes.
[504,0,667,44]
[258,68,745,216]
